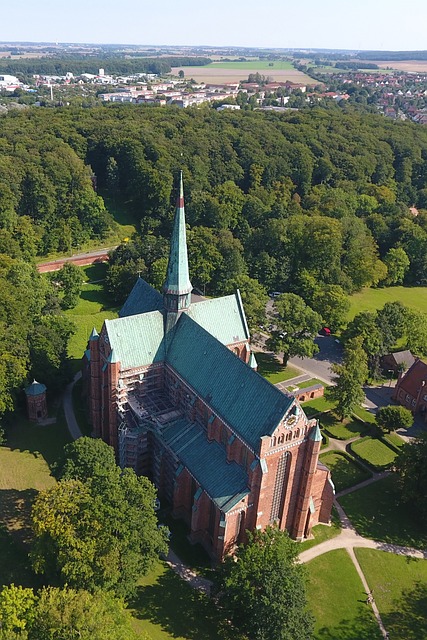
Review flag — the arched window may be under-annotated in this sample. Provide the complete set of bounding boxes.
[271,436,277,447]
[233,347,240,357]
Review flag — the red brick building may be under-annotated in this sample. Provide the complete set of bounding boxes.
[82,175,334,560]
[393,358,427,421]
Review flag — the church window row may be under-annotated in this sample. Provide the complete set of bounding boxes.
[270,428,301,448]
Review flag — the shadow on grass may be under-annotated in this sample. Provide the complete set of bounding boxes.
[82,263,108,282]
[5,410,71,469]
[316,608,382,639]
[340,475,427,549]
[79,288,115,307]
[159,513,213,577]
[131,568,220,640]
[383,581,427,640]
[319,452,371,493]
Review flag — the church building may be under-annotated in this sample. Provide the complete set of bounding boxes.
[82,174,334,560]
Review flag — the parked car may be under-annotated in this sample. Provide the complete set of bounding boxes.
[319,327,331,336]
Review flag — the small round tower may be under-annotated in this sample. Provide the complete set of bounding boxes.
[24,380,48,422]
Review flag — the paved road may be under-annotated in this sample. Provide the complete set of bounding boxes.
[37,246,117,273]
[289,335,343,384]
[63,371,83,440]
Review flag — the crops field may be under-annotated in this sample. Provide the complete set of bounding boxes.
[171,61,316,84]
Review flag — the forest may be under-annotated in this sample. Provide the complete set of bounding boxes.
[1,103,427,419]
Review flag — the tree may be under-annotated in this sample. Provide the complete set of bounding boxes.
[30,587,140,640]
[0,586,141,640]
[31,450,168,597]
[376,405,413,433]
[55,262,84,309]
[223,275,268,331]
[217,526,313,640]
[311,284,350,332]
[0,585,35,633]
[267,293,322,366]
[405,310,427,356]
[329,337,368,420]
[395,436,427,524]
[382,247,410,285]
[53,436,118,482]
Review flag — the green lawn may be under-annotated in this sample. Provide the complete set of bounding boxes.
[319,451,371,492]
[290,378,323,390]
[64,263,119,368]
[306,549,382,640]
[383,431,405,450]
[302,396,335,416]
[352,406,376,424]
[351,437,397,470]
[356,549,427,640]
[130,561,220,640]
[207,60,294,70]
[0,409,71,587]
[320,412,371,440]
[348,286,427,321]
[299,508,341,552]
[256,352,301,384]
[340,474,427,549]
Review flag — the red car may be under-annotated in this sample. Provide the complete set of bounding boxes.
[320,327,331,336]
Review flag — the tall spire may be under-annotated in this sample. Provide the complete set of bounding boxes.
[163,172,192,310]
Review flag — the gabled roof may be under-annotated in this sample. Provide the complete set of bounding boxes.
[105,311,165,369]
[162,418,249,512]
[166,314,292,450]
[119,277,163,318]
[397,358,427,398]
[186,291,250,345]
[163,172,192,297]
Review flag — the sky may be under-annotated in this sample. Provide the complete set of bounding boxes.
[2,0,426,51]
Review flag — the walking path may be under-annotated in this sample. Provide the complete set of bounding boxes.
[166,549,213,595]
[63,371,83,440]
[300,498,426,640]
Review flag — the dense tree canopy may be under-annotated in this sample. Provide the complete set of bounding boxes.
[329,336,368,420]
[217,526,313,640]
[31,438,168,597]
[395,436,427,525]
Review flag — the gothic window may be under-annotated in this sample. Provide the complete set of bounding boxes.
[241,446,248,470]
[269,452,289,523]
[221,425,228,447]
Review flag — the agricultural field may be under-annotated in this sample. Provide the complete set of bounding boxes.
[171,61,316,84]
[348,286,427,320]
[370,60,427,73]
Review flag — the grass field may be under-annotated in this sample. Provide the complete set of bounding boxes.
[306,549,382,640]
[171,65,316,84]
[301,396,335,416]
[319,412,371,440]
[319,451,371,492]
[299,508,341,552]
[131,561,220,640]
[0,409,71,588]
[206,60,295,70]
[351,437,397,470]
[256,352,301,384]
[65,263,119,368]
[383,431,405,450]
[356,549,427,640]
[348,286,427,320]
[289,377,323,390]
[340,474,427,549]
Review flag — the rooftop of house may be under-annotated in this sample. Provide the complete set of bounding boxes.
[397,358,427,398]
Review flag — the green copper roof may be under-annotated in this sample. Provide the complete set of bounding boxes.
[249,352,258,369]
[186,293,250,345]
[89,327,99,341]
[166,314,293,450]
[163,172,192,297]
[25,379,47,396]
[120,277,163,318]
[105,311,165,369]
[162,418,249,512]
[309,421,322,442]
